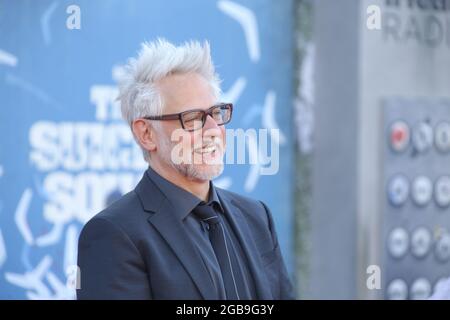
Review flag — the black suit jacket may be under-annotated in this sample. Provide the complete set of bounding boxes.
[76,169,294,299]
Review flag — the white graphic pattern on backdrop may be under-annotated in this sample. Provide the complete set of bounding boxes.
[2,1,287,299]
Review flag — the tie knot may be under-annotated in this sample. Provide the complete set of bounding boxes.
[193,203,220,225]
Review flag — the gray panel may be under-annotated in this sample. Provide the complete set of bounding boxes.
[382,98,450,300]
[310,0,361,299]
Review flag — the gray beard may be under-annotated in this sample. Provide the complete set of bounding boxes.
[171,161,224,181]
[159,137,224,181]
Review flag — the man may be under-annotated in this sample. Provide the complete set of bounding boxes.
[76,39,294,300]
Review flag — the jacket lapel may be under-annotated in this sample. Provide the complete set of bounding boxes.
[135,172,217,300]
[216,189,273,299]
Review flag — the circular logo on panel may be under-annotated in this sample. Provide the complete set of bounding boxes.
[411,176,432,207]
[435,232,450,263]
[387,174,409,207]
[389,121,410,153]
[412,122,433,153]
[410,278,432,300]
[435,122,450,153]
[387,279,408,300]
[388,228,409,259]
[410,227,432,259]
[435,176,450,208]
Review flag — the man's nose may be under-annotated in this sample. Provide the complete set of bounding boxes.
[202,115,221,133]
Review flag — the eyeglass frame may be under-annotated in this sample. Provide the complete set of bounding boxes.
[142,102,233,132]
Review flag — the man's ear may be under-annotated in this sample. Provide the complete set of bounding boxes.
[132,119,157,153]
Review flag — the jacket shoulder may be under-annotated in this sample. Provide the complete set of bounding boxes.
[216,187,263,207]
[80,190,146,240]
[215,187,270,225]
[94,190,140,220]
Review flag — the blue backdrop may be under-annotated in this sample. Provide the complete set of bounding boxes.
[0,0,294,299]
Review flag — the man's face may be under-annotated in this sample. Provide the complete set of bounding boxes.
[152,73,226,181]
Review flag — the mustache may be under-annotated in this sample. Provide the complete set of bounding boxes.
[193,137,223,151]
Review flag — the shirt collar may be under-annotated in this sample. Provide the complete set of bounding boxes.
[204,181,223,213]
[146,166,223,220]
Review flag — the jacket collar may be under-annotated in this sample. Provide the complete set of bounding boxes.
[135,169,217,299]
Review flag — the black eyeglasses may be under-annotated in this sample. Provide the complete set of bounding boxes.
[143,103,233,132]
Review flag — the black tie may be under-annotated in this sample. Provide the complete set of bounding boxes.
[193,202,240,300]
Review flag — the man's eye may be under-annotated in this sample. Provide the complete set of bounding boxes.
[184,113,202,122]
